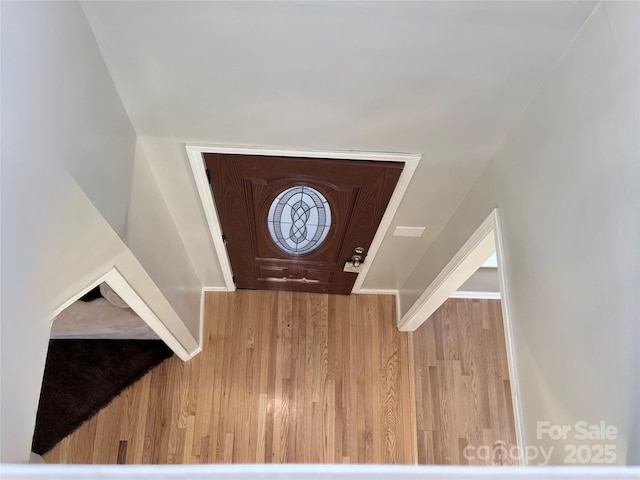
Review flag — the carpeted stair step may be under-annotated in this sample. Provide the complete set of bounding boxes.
[32,339,173,455]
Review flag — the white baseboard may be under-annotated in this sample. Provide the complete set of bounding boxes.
[449,291,501,299]
[356,288,398,295]
[202,286,229,292]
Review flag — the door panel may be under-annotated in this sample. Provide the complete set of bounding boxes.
[205,154,403,294]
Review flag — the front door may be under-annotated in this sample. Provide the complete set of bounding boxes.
[205,153,403,294]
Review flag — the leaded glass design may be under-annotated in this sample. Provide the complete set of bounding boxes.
[267,186,332,256]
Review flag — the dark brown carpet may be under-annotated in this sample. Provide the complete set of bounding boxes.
[32,339,173,455]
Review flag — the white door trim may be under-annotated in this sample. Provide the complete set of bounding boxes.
[397,208,525,459]
[493,208,526,461]
[397,210,497,331]
[49,267,193,361]
[186,144,420,293]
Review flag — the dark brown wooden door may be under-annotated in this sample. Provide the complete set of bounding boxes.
[205,154,403,294]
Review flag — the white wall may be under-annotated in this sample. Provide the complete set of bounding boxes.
[0,0,136,238]
[1,2,200,462]
[136,137,225,287]
[80,1,598,295]
[401,1,639,464]
[126,144,202,338]
[456,267,500,294]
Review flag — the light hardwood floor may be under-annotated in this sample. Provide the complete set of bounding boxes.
[413,298,517,465]
[43,293,515,465]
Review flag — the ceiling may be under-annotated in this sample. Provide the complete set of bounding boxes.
[82,1,596,289]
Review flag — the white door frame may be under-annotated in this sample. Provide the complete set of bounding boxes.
[398,210,499,331]
[186,144,421,293]
[49,267,192,361]
[397,208,525,459]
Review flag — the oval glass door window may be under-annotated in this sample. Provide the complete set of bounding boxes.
[267,186,332,256]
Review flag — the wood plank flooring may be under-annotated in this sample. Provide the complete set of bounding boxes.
[43,293,516,465]
[413,298,517,465]
[45,292,415,464]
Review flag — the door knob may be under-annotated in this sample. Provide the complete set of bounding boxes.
[351,247,365,267]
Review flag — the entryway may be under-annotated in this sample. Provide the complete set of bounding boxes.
[205,153,402,294]
[187,146,421,294]
[42,290,517,465]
